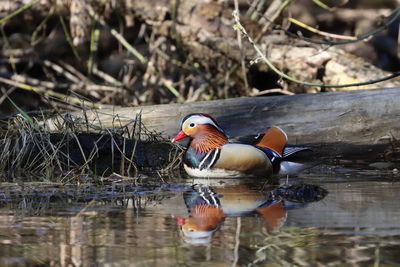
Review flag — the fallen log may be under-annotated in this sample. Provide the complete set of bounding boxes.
[48,87,400,150]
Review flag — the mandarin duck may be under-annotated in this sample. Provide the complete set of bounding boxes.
[172,113,308,178]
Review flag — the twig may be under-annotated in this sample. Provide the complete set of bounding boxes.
[81,84,123,92]
[0,0,40,26]
[74,199,96,218]
[232,10,400,89]
[295,7,400,45]
[0,58,85,84]
[234,0,250,93]
[232,217,241,267]
[87,24,122,86]
[58,60,90,83]
[91,67,123,87]
[251,88,294,96]
[288,17,357,41]
[12,73,64,90]
[1,58,120,97]
[311,0,332,10]
[0,27,17,73]
[88,21,100,74]
[58,14,81,61]
[88,8,183,101]
[0,75,98,107]
[43,60,81,84]
[31,7,54,46]
[255,0,294,42]
[0,87,16,106]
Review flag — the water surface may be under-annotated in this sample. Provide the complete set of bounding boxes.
[0,160,399,266]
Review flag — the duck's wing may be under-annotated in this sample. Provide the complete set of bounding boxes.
[254,126,287,156]
[228,134,263,145]
[282,145,310,158]
[230,127,309,159]
[229,126,287,156]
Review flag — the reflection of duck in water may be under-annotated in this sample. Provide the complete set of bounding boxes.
[174,184,226,244]
[256,200,287,235]
[176,205,225,243]
[174,183,327,244]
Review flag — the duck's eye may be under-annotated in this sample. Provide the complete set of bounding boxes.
[189,123,195,128]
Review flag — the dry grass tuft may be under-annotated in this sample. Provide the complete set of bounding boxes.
[0,110,183,183]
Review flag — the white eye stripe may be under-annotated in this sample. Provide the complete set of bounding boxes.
[188,116,215,125]
[184,115,222,131]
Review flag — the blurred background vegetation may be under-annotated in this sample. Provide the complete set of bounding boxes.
[0,0,399,116]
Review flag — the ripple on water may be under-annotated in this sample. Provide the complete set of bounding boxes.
[0,161,400,266]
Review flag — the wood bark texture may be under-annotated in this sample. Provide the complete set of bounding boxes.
[48,87,400,146]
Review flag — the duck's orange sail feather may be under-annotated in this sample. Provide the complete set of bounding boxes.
[255,126,288,157]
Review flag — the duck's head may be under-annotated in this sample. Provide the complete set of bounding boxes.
[172,113,227,142]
